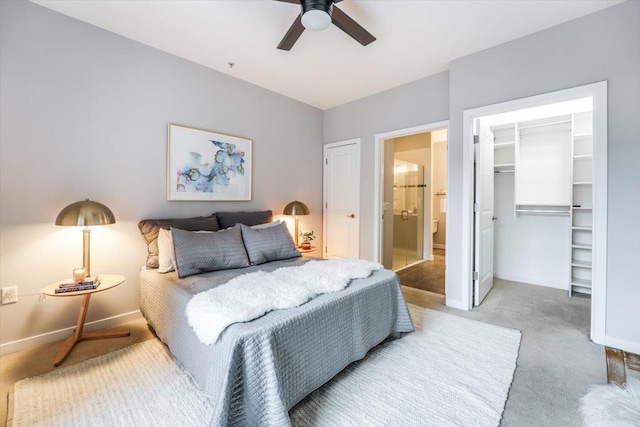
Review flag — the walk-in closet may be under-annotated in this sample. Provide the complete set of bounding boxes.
[484,99,594,296]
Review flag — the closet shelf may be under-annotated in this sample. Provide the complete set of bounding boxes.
[573,133,593,139]
[494,163,515,173]
[494,141,515,149]
[572,243,592,250]
[571,285,592,295]
[571,278,592,288]
[571,260,592,269]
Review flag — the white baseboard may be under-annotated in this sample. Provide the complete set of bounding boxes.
[494,272,568,291]
[433,244,446,250]
[0,310,143,356]
[445,296,469,311]
[604,335,640,355]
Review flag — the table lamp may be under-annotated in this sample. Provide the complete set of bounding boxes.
[55,199,116,277]
[283,200,309,246]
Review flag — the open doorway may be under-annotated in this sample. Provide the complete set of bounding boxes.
[461,82,607,345]
[374,122,449,295]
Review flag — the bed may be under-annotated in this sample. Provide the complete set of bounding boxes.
[138,211,414,427]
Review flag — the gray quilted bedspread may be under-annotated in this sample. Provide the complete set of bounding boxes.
[139,258,414,427]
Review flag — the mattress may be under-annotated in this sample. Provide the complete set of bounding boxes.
[140,258,414,426]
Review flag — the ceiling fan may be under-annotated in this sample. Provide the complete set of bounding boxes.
[275,0,376,51]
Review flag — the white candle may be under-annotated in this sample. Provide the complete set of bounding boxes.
[73,268,86,282]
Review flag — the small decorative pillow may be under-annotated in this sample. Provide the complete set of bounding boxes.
[240,222,301,265]
[171,225,249,279]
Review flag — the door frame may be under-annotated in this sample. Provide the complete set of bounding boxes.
[323,138,361,259]
[461,81,608,345]
[373,120,449,265]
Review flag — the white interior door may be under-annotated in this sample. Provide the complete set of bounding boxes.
[474,124,495,305]
[324,140,360,259]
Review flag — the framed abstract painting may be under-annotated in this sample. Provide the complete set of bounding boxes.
[167,124,252,201]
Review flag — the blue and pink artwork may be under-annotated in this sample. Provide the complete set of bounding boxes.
[168,125,252,201]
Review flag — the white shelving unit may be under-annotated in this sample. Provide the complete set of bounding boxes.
[570,111,594,296]
[493,124,516,173]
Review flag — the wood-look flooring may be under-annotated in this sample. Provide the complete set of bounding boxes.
[606,347,640,386]
[395,249,445,295]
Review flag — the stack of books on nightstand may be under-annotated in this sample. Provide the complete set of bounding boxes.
[55,276,101,293]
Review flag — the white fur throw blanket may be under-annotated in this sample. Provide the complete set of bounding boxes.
[186,259,383,345]
[580,378,640,427]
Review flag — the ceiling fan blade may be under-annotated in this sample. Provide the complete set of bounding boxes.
[277,14,305,51]
[273,0,300,3]
[331,6,376,46]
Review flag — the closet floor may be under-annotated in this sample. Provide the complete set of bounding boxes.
[395,249,445,295]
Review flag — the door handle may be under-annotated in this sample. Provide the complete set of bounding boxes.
[492,216,498,221]
[346,214,355,219]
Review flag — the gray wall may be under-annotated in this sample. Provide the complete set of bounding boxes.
[0,1,323,348]
[324,1,640,351]
[323,71,450,256]
[448,0,640,350]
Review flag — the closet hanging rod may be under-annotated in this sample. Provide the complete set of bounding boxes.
[518,119,571,130]
[515,209,570,215]
[495,170,515,173]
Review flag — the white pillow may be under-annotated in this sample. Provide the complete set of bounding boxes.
[157,228,216,273]
[250,220,282,230]
[157,228,175,273]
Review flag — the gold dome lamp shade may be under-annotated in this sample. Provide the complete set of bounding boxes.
[283,200,309,246]
[55,199,116,277]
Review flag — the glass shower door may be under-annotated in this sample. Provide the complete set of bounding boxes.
[392,160,424,270]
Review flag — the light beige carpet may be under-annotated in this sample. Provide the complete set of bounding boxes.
[8,339,212,427]
[9,307,521,427]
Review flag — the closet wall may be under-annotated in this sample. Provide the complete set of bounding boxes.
[492,108,593,292]
[493,119,571,289]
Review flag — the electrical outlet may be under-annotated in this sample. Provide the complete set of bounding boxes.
[1,286,18,304]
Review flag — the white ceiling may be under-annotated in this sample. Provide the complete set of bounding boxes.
[33,0,621,110]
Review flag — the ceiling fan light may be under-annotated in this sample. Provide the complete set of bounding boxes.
[301,9,331,31]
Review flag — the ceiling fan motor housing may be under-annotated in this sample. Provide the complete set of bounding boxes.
[301,0,333,16]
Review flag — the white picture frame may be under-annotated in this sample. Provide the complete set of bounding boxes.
[167,124,252,201]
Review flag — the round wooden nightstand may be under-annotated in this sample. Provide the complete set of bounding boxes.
[297,245,317,254]
[42,274,130,366]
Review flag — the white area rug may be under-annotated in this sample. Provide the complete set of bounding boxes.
[290,308,521,426]
[580,378,640,427]
[9,307,521,427]
[8,339,213,427]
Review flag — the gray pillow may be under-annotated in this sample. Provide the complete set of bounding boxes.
[138,215,220,269]
[171,225,249,278]
[216,210,273,229]
[240,222,301,265]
